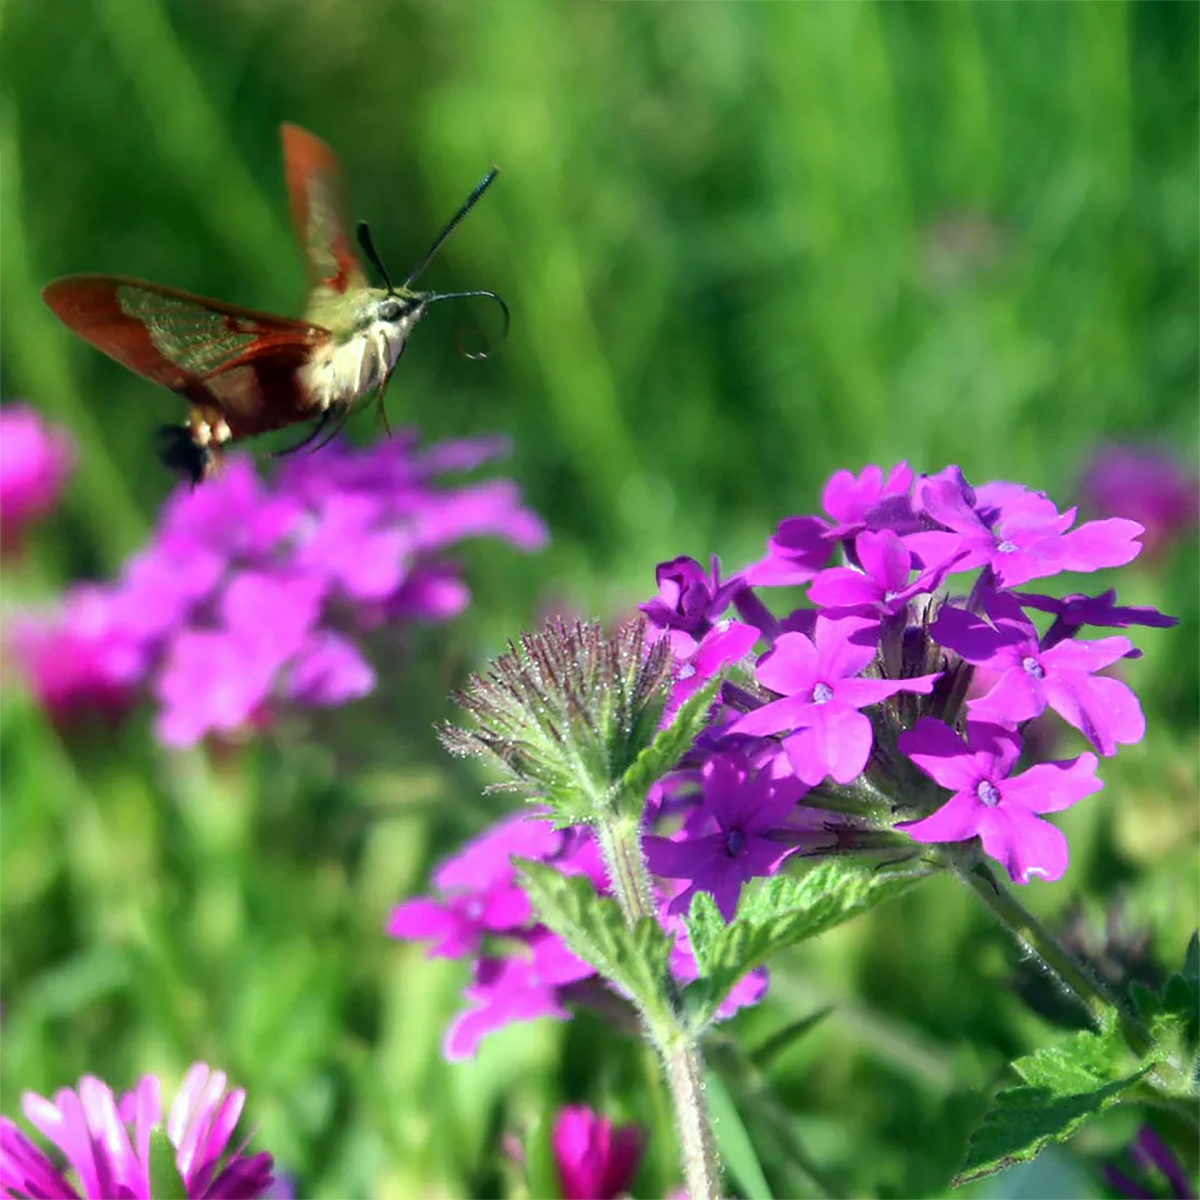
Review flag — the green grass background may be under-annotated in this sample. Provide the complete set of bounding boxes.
[1,3,1196,1196]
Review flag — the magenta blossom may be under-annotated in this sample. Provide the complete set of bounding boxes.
[0,1062,274,1199]
[550,1106,645,1200]
[932,590,1145,757]
[639,555,745,644]
[730,615,941,785]
[0,404,75,553]
[645,750,813,920]
[10,435,546,746]
[1078,443,1198,560]
[906,470,1145,587]
[442,930,596,1061]
[387,813,564,958]
[897,718,1103,883]
[822,461,917,539]
[807,528,954,617]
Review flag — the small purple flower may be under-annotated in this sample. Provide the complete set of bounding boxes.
[907,471,1145,587]
[442,930,596,1061]
[730,616,941,785]
[0,404,75,554]
[551,1106,645,1200]
[932,590,1146,756]
[387,813,563,958]
[662,618,760,724]
[742,517,832,587]
[897,718,1103,883]
[821,461,915,538]
[1014,589,1178,649]
[808,529,951,617]
[1079,443,1198,560]
[0,1062,275,1199]
[639,556,744,643]
[645,751,810,920]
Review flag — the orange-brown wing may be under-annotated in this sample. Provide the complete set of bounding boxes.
[42,274,329,390]
[281,123,366,297]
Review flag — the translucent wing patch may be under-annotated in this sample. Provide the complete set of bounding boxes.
[281,123,366,298]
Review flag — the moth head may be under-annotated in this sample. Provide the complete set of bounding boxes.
[355,167,509,357]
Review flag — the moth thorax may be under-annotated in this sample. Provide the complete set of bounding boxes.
[303,314,419,412]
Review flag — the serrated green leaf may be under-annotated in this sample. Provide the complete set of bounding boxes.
[682,860,924,1027]
[148,1127,187,1200]
[619,674,723,810]
[705,1067,775,1200]
[516,860,673,1022]
[956,1014,1157,1185]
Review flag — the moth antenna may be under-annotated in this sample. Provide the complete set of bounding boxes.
[356,220,395,293]
[426,289,511,353]
[402,167,499,289]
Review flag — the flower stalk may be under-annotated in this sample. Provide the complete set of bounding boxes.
[595,805,723,1200]
[961,862,1154,1056]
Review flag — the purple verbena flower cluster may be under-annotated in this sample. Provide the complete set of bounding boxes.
[0,1062,274,1199]
[0,404,75,555]
[388,807,766,1058]
[639,462,1173,891]
[8,433,546,746]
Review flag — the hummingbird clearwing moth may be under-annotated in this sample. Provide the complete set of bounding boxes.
[42,124,507,483]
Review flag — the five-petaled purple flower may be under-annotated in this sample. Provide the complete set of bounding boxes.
[932,589,1145,757]
[730,615,941,784]
[897,718,1103,883]
[0,1062,275,1199]
[906,469,1145,587]
[645,750,813,920]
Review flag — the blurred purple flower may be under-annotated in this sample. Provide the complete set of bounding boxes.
[1103,1124,1197,1199]
[1079,444,1198,560]
[9,434,546,745]
[932,589,1146,756]
[551,1106,645,1200]
[897,718,1103,883]
[0,1062,274,1199]
[0,404,75,554]
[731,615,940,785]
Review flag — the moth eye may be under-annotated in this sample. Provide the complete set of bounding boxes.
[377,298,403,322]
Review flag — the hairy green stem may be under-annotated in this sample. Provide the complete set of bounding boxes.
[595,810,724,1200]
[962,863,1153,1055]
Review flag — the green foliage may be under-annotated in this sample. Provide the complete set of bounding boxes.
[956,1012,1165,1185]
[516,861,673,1025]
[683,862,926,1028]
[618,674,723,814]
[148,1128,188,1200]
[1,2,1197,1196]
[704,1068,776,1200]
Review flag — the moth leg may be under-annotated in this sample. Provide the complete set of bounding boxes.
[310,406,354,454]
[271,408,336,458]
[376,337,406,440]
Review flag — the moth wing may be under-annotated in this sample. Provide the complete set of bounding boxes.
[281,123,367,301]
[42,275,329,393]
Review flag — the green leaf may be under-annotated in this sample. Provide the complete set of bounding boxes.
[956,1013,1159,1185]
[523,1114,560,1200]
[148,1127,187,1200]
[705,1067,775,1200]
[751,1007,834,1071]
[516,861,673,1022]
[682,860,924,1027]
[618,674,723,812]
